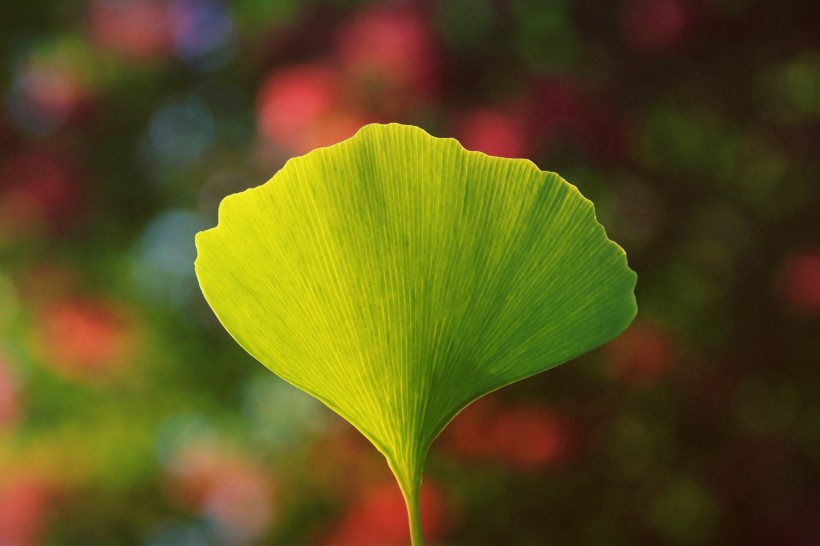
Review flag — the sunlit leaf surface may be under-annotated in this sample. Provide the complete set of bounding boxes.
[195,123,637,544]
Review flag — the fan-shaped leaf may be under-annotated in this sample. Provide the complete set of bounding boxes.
[195,123,636,544]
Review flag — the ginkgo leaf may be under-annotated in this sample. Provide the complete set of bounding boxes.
[195,123,637,545]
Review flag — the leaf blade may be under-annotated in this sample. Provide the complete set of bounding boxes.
[195,122,637,540]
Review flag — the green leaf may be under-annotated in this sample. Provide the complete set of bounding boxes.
[195,123,636,544]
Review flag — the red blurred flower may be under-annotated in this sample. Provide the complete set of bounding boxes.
[307,427,389,500]
[456,109,529,159]
[778,249,820,317]
[34,297,134,381]
[446,396,498,458]
[0,354,21,428]
[446,398,568,470]
[166,446,275,540]
[257,63,369,156]
[336,6,438,106]
[0,114,12,149]
[88,0,173,62]
[530,81,629,162]
[318,113,372,150]
[619,0,687,53]
[258,64,337,141]
[0,152,82,241]
[489,407,567,470]
[605,321,671,385]
[322,482,450,546]
[0,475,51,546]
[531,81,584,128]
[257,7,438,156]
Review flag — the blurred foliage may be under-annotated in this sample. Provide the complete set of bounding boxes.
[0,0,818,545]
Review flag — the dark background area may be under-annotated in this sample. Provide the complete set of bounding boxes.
[0,0,818,544]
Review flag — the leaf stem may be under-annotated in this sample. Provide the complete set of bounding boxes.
[403,482,425,546]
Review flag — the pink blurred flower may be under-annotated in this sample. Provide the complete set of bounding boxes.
[336,6,438,106]
[778,249,820,317]
[88,0,173,62]
[34,296,134,382]
[0,152,82,241]
[456,109,529,159]
[0,475,51,546]
[257,63,369,156]
[166,447,222,509]
[11,64,91,132]
[322,482,450,546]
[619,0,687,53]
[166,446,275,540]
[605,321,671,385]
[204,464,273,540]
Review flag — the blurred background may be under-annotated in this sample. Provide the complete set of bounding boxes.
[0,0,818,544]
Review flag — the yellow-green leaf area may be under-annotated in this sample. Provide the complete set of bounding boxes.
[195,123,636,543]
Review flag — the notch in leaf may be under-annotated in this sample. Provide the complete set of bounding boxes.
[195,123,637,545]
